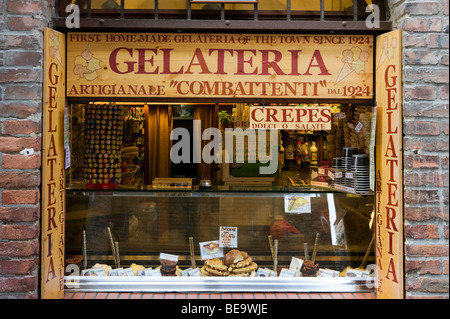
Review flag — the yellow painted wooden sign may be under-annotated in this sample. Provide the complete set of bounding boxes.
[42,28,66,299]
[375,29,404,299]
[67,33,373,99]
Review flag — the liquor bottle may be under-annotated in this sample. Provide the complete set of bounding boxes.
[278,139,285,171]
[285,138,295,165]
[301,140,310,165]
[310,141,318,166]
[295,139,302,165]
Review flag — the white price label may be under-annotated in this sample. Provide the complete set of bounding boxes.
[355,122,363,133]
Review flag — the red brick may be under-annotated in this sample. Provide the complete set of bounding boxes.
[406,244,449,257]
[95,292,108,299]
[405,154,440,169]
[0,34,42,50]
[0,259,37,275]
[443,121,449,135]
[404,121,440,135]
[3,120,40,135]
[1,224,39,240]
[404,137,449,152]
[6,0,44,15]
[404,171,449,187]
[402,102,449,118]
[404,68,449,84]
[364,292,376,299]
[405,85,437,100]
[405,224,440,239]
[4,84,41,100]
[403,34,428,48]
[407,294,444,299]
[83,292,97,299]
[6,15,47,31]
[404,50,439,65]
[0,171,40,188]
[430,34,449,49]
[442,156,449,169]
[402,17,442,32]
[405,206,448,222]
[409,278,450,293]
[406,259,442,275]
[8,194,36,213]
[0,68,41,83]
[404,189,440,204]
[0,206,39,223]
[0,136,40,153]
[0,102,41,119]
[443,0,449,15]
[406,2,440,15]
[5,51,42,66]
[0,276,37,292]
[2,154,41,169]
[440,85,449,100]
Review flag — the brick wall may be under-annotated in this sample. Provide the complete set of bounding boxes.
[388,0,449,299]
[0,0,52,299]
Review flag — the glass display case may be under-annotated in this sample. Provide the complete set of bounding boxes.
[65,186,375,292]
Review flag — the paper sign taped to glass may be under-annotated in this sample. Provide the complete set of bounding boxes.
[284,194,311,213]
[219,226,238,248]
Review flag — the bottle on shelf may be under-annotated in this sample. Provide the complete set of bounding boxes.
[285,138,295,165]
[278,138,285,173]
[295,138,302,165]
[310,141,318,166]
[323,140,328,162]
[301,139,310,165]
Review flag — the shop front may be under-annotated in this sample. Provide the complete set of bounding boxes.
[39,1,404,300]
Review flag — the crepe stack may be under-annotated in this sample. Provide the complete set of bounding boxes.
[200,250,258,277]
[201,258,230,276]
[224,250,258,277]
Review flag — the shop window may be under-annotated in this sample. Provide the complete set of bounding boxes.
[65,102,376,291]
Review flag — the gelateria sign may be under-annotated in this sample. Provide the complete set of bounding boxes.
[42,28,66,299]
[375,29,403,299]
[67,33,373,99]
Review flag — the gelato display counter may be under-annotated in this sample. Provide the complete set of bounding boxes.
[64,186,375,292]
